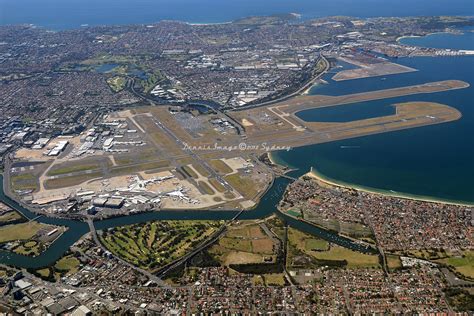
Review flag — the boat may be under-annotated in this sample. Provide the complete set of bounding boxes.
[340,145,361,149]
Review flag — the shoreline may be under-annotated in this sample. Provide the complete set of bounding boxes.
[267,152,279,166]
[396,30,464,43]
[396,34,422,42]
[275,206,376,251]
[19,12,305,30]
[268,151,297,170]
[306,166,474,207]
[186,21,232,26]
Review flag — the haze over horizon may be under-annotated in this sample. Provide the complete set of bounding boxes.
[1,0,474,29]
[0,1,473,314]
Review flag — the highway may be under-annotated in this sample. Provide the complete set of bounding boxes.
[126,55,330,114]
[231,55,330,111]
[155,209,244,278]
[86,217,170,288]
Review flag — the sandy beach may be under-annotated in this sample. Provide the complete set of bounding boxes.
[396,30,463,43]
[305,166,474,207]
[267,152,279,166]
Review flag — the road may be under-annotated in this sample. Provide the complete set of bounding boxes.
[155,209,243,278]
[86,217,170,288]
[260,222,295,286]
[231,55,330,111]
[151,117,237,194]
[125,55,330,114]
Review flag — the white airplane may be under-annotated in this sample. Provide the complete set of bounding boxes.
[120,175,175,192]
[162,186,199,204]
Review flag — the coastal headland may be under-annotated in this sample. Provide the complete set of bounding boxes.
[1,13,474,315]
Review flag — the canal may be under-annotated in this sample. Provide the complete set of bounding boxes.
[0,174,373,269]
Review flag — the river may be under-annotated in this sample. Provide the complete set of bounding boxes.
[0,174,371,268]
[1,24,472,269]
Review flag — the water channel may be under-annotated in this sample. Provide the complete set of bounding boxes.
[0,174,372,269]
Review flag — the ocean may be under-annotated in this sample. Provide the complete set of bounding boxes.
[0,2,473,202]
[0,0,473,30]
[274,31,474,204]
[1,3,472,203]
[0,4,473,267]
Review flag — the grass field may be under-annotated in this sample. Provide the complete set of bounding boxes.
[252,274,286,286]
[192,164,210,177]
[182,165,198,178]
[265,216,286,240]
[47,163,99,176]
[252,274,264,285]
[114,149,159,166]
[288,227,379,269]
[33,253,82,281]
[36,268,51,279]
[220,237,252,252]
[209,159,233,174]
[339,222,373,238]
[139,116,184,156]
[305,238,329,251]
[220,251,265,265]
[44,172,102,189]
[224,173,257,198]
[286,209,302,218]
[209,178,226,193]
[436,251,474,279]
[0,222,50,243]
[263,273,286,286]
[304,213,373,239]
[252,239,274,253]
[288,228,328,252]
[54,255,81,274]
[114,156,135,165]
[100,220,222,271]
[11,173,38,191]
[249,225,266,238]
[10,173,35,182]
[209,222,277,266]
[386,254,402,271]
[0,210,24,224]
[223,192,235,199]
[227,227,249,238]
[24,241,37,247]
[312,245,380,268]
[13,240,42,256]
[198,181,215,195]
[110,160,170,176]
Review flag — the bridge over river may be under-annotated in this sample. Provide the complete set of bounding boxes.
[0,175,376,271]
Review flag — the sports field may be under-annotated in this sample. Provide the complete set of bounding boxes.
[100,220,222,271]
